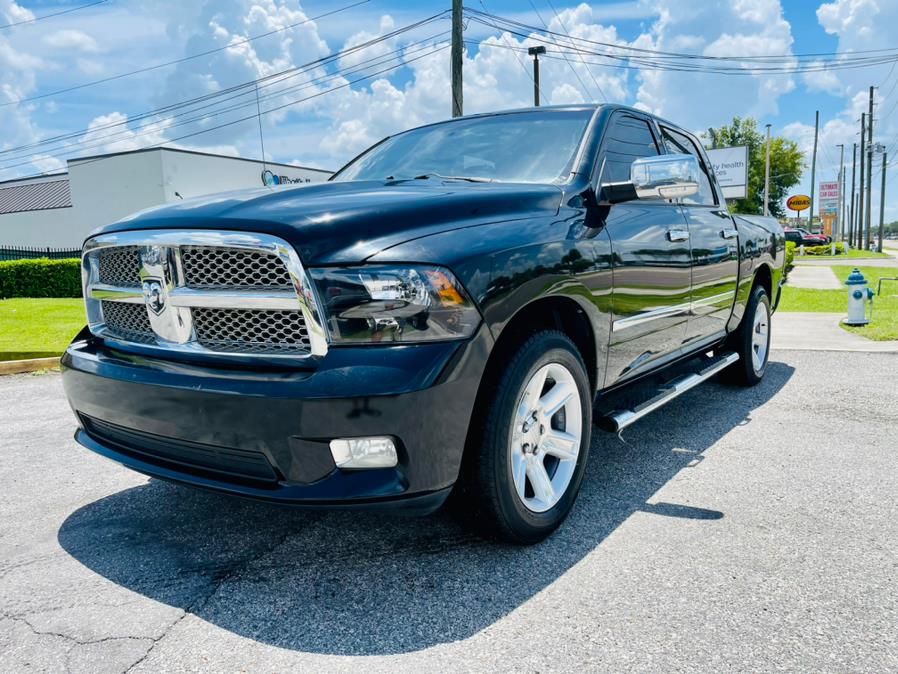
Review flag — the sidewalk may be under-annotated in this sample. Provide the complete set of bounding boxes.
[786,265,841,289]
[772,312,898,352]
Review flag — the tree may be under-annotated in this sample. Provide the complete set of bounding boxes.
[703,117,804,218]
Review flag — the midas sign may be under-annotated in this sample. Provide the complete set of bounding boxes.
[787,195,811,212]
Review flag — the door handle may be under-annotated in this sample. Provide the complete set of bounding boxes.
[667,229,690,242]
[720,228,739,239]
[712,210,731,219]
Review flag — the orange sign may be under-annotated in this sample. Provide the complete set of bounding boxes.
[787,195,811,212]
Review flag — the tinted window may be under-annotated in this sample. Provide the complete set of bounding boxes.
[660,126,716,205]
[333,110,594,184]
[599,114,660,183]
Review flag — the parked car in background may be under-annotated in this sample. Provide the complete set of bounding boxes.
[785,227,829,246]
[62,104,786,544]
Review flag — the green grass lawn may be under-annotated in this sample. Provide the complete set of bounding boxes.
[0,298,85,361]
[780,266,898,341]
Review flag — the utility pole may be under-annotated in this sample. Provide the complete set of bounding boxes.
[865,85,875,249]
[451,0,463,118]
[764,123,772,217]
[528,46,547,106]
[809,110,819,231]
[832,143,845,243]
[849,142,857,245]
[858,113,866,250]
[879,151,887,253]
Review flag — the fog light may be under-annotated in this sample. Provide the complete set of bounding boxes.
[329,437,398,469]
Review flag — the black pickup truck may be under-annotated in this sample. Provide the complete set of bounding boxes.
[62,104,785,544]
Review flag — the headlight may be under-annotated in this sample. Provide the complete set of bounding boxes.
[309,265,480,344]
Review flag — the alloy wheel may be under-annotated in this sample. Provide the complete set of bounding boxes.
[509,362,583,513]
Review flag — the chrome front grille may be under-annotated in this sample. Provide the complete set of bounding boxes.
[193,308,310,352]
[98,246,141,287]
[82,231,327,360]
[101,300,155,343]
[181,246,292,289]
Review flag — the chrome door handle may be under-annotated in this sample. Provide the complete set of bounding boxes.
[720,228,739,239]
[667,229,690,242]
[712,210,731,219]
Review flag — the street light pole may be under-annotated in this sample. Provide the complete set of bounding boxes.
[836,143,845,243]
[879,151,887,253]
[865,85,875,249]
[849,142,856,245]
[764,123,772,217]
[809,110,819,231]
[528,46,547,106]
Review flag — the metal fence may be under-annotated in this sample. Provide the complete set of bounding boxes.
[0,246,81,261]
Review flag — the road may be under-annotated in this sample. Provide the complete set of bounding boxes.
[1,350,897,673]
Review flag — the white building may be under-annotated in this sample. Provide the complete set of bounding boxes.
[0,147,333,248]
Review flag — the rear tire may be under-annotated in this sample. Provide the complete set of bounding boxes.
[455,331,592,544]
[723,284,771,386]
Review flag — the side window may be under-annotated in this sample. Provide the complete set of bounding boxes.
[599,114,660,184]
[659,126,717,206]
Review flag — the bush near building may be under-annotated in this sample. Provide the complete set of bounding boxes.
[0,258,81,299]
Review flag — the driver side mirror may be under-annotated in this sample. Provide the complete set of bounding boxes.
[601,154,701,204]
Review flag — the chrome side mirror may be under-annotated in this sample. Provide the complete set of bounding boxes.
[630,154,700,200]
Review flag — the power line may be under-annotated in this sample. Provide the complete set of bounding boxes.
[544,0,606,102]
[0,15,448,165]
[465,7,898,64]
[525,0,592,102]
[1,35,449,174]
[477,0,550,105]
[0,0,108,31]
[18,43,450,179]
[0,0,375,108]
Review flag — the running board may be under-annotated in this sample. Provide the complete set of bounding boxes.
[595,352,739,433]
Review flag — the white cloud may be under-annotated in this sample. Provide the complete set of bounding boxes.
[633,0,796,132]
[43,29,100,53]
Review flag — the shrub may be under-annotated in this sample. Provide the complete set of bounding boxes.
[0,258,82,299]
[798,242,845,256]
[785,241,795,278]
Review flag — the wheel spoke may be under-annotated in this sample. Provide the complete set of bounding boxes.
[526,457,554,505]
[539,380,575,419]
[541,430,578,461]
[512,453,527,500]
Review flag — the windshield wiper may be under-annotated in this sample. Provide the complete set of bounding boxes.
[412,172,494,183]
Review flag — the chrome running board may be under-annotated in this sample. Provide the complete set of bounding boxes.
[595,352,739,433]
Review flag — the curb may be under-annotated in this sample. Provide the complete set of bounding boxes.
[0,357,61,375]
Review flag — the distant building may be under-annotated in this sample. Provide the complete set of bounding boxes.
[0,147,333,247]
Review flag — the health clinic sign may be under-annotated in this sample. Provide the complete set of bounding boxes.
[706,146,748,200]
[262,169,311,186]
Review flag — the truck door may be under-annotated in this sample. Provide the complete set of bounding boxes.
[598,112,693,384]
[657,124,739,344]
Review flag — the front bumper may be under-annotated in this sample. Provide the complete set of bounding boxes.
[61,325,492,513]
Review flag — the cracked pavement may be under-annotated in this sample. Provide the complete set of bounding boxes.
[1,350,897,672]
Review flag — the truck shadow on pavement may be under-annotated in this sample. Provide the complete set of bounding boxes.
[58,362,794,656]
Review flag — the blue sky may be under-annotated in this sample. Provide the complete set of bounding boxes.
[3,0,897,218]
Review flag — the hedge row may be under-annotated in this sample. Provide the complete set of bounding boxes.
[799,242,845,256]
[0,258,82,298]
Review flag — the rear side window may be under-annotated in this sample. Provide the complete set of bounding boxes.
[599,114,660,184]
[659,126,717,206]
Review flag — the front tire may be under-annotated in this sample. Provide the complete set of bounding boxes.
[724,284,771,386]
[457,331,592,544]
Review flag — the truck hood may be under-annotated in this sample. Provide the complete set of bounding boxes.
[99,179,564,265]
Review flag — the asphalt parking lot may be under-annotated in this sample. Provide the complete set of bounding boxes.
[1,350,897,673]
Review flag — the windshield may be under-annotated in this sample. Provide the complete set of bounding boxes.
[332,109,594,184]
